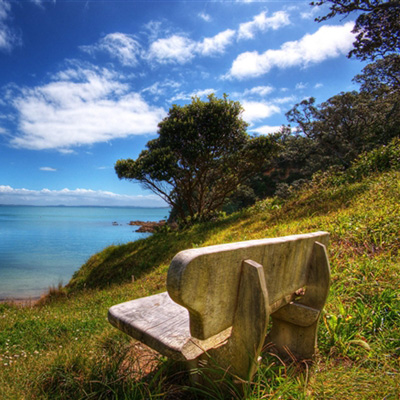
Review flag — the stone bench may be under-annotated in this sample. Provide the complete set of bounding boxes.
[108,232,330,381]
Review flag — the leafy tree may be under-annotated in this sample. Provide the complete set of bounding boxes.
[115,94,279,223]
[311,0,400,60]
[222,184,258,214]
[268,129,320,181]
[354,54,400,94]
[285,88,400,172]
[354,56,400,142]
[277,1,400,193]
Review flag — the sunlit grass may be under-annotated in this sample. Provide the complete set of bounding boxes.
[1,142,399,398]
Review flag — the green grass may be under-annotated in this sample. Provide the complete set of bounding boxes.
[1,142,399,399]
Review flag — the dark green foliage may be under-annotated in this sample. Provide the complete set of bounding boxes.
[267,130,320,187]
[325,136,400,185]
[116,94,279,223]
[222,184,257,214]
[287,90,398,165]
[283,76,400,187]
[354,54,400,94]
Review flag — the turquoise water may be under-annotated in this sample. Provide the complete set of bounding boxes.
[0,206,169,299]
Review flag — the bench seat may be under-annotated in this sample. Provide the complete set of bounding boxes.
[108,292,232,361]
[108,232,330,381]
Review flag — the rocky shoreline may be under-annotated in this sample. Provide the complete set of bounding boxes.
[128,220,166,233]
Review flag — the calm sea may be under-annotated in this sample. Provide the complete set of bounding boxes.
[0,206,169,300]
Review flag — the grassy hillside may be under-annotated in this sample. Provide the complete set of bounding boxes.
[0,141,399,399]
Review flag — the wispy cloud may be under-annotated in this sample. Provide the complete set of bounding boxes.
[171,88,216,102]
[272,95,296,104]
[9,66,166,151]
[199,12,211,22]
[142,20,164,42]
[228,22,355,79]
[242,85,274,97]
[78,10,290,68]
[147,35,196,64]
[81,33,141,66]
[0,185,167,207]
[238,11,290,40]
[192,88,216,98]
[40,167,57,172]
[0,0,21,51]
[141,79,181,99]
[295,82,308,90]
[300,6,320,20]
[197,29,235,56]
[29,0,54,8]
[146,29,235,64]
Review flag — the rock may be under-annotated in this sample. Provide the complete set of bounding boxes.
[129,220,166,233]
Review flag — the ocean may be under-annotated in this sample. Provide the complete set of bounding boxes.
[0,206,169,300]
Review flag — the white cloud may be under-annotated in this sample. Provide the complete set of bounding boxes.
[29,0,49,7]
[81,33,141,66]
[58,148,76,155]
[228,22,355,79]
[142,20,164,42]
[147,35,196,64]
[300,6,320,20]
[0,0,21,51]
[199,12,211,22]
[147,29,235,64]
[250,125,282,135]
[243,85,274,97]
[295,82,308,90]
[197,29,235,56]
[192,88,216,98]
[10,67,166,151]
[0,0,10,20]
[0,185,167,207]
[40,167,57,172]
[242,100,280,125]
[170,88,216,102]
[141,80,181,99]
[272,95,296,104]
[226,50,266,79]
[81,13,295,68]
[238,11,290,40]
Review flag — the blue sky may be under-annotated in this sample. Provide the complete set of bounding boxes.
[0,0,364,206]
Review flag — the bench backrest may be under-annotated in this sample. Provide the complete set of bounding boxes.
[167,231,329,340]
